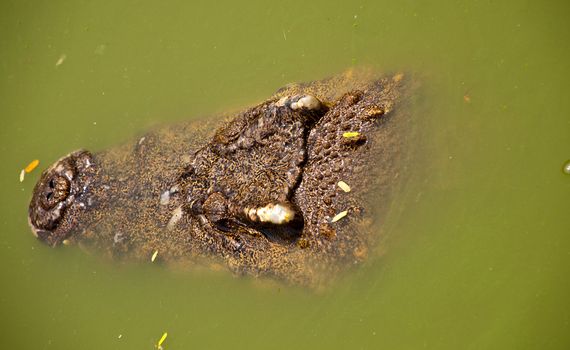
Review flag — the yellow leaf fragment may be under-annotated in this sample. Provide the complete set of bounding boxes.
[55,54,67,66]
[331,210,348,223]
[25,159,40,173]
[151,250,159,262]
[157,332,168,348]
[337,181,351,193]
[19,169,25,182]
[342,131,360,138]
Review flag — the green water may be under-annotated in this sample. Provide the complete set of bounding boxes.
[1,0,569,349]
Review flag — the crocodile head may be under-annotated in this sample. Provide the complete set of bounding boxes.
[26,70,408,286]
[28,150,97,246]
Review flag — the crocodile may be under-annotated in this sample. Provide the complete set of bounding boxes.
[27,70,411,287]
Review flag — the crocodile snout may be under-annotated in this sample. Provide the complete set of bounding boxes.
[28,150,95,246]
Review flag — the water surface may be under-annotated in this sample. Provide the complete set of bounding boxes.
[1,1,569,349]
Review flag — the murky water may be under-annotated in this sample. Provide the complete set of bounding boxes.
[1,1,569,349]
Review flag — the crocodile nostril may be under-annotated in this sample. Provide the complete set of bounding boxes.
[40,175,70,210]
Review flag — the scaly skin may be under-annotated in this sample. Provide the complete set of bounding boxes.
[28,70,410,287]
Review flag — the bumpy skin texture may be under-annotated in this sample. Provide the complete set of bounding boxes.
[28,70,410,287]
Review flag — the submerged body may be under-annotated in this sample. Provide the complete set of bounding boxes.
[28,70,410,286]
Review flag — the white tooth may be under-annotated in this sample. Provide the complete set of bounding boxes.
[255,203,295,224]
[289,95,321,110]
[297,95,321,110]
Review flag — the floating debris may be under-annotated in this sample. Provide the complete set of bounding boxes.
[55,54,67,66]
[167,206,183,229]
[364,107,385,119]
[94,44,107,56]
[337,181,351,193]
[138,136,146,145]
[331,210,348,223]
[342,131,367,146]
[342,131,361,138]
[20,159,41,183]
[62,239,71,246]
[392,73,404,82]
[25,159,40,173]
[117,334,123,339]
[160,190,170,205]
[157,332,168,349]
[151,250,158,262]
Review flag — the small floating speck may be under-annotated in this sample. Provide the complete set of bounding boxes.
[393,73,404,82]
[342,131,360,138]
[151,250,158,262]
[160,190,170,205]
[94,44,107,56]
[337,181,351,193]
[157,332,168,349]
[55,54,67,66]
[117,334,122,339]
[25,159,40,173]
[62,239,71,246]
[167,206,183,229]
[19,169,25,182]
[138,136,146,145]
[331,210,348,223]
